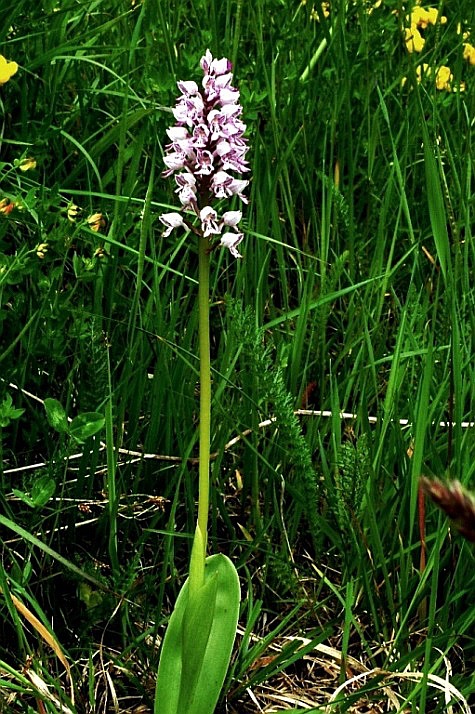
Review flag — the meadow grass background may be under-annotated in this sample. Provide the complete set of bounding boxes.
[1,0,475,711]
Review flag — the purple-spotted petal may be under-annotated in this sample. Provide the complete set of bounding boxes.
[211,57,232,76]
[177,80,199,96]
[177,186,197,210]
[194,150,214,175]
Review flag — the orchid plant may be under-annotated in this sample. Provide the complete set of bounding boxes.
[154,50,249,714]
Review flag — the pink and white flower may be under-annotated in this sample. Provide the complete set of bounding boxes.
[160,50,249,257]
[221,210,242,227]
[220,232,244,259]
[159,212,186,237]
[200,206,220,237]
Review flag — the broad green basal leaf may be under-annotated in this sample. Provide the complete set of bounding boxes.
[155,553,240,714]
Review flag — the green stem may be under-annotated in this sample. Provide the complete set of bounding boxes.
[191,235,211,591]
[105,348,120,580]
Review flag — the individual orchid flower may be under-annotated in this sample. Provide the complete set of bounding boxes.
[221,210,242,227]
[220,232,244,259]
[160,212,186,237]
[160,49,249,257]
[200,206,220,237]
[163,152,187,172]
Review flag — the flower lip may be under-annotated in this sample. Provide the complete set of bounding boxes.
[200,206,221,237]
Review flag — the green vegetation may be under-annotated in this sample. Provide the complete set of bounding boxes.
[1,0,474,711]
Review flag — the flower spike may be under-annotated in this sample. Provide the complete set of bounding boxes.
[160,50,249,257]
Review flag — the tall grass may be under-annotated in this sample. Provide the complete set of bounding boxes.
[1,0,474,711]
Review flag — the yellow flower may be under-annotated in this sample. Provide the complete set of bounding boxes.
[309,2,329,20]
[426,7,447,26]
[67,203,81,222]
[411,64,464,93]
[0,55,18,86]
[365,0,382,14]
[434,66,465,92]
[93,246,108,259]
[36,243,49,259]
[463,42,475,66]
[0,198,14,215]
[18,157,37,172]
[435,65,452,91]
[404,6,447,54]
[411,7,427,28]
[415,63,431,82]
[411,7,447,30]
[405,26,425,53]
[86,213,106,232]
[414,64,463,92]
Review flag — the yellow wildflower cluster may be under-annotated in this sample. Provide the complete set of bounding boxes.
[314,2,330,20]
[67,203,81,222]
[414,63,464,92]
[301,0,381,22]
[300,0,329,21]
[402,4,473,92]
[36,243,49,259]
[404,5,447,54]
[86,213,108,259]
[66,203,106,234]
